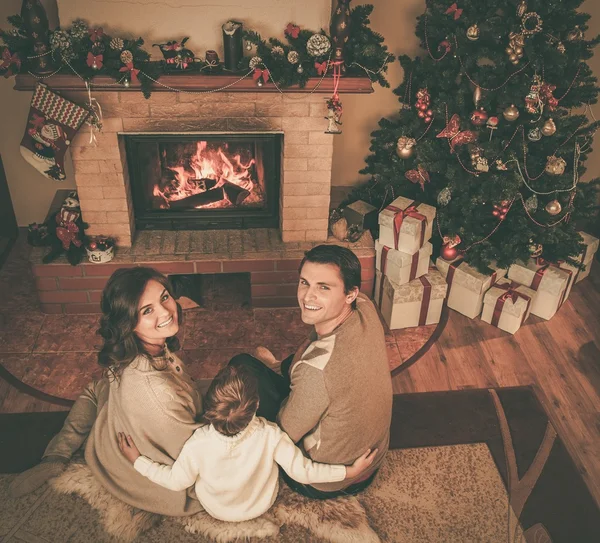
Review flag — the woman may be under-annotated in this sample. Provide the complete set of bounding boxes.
[10,267,204,516]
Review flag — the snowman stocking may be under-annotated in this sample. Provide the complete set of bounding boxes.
[20,83,89,181]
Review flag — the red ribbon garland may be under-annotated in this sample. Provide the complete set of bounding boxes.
[384,202,428,251]
[491,281,531,328]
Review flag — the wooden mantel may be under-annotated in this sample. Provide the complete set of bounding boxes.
[14,73,374,94]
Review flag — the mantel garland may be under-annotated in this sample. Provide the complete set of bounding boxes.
[0,4,394,98]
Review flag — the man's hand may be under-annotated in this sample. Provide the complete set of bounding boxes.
[345,448,378,480]
[118,432,141,464]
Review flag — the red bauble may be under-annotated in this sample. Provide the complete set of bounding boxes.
[499,213,506,220]
[424,116,432,123]
[500,200,509,206]
[501,206,509,214]
[470,107,489,126]
[426,109,433,116]
[89,242,97,250]
[440,243,459,261]
[418,110,425,118]
[492,209,500,217]
[418,103,427,111]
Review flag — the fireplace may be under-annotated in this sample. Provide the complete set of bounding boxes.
[125,133,281,230]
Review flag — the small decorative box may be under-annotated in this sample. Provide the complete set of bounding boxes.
[481,278,535,334]
[436,257,506,319]
[507,258,572,320]
[375,239,432,286]
[86,237,115,264]
[343,200,378,233]
[575,231,599,283]
[375,268,447,330]
[378,196,436,255]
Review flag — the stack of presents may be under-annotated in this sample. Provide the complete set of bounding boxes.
[344,197,599,335]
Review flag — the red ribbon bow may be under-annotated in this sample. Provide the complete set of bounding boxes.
[491,281,531,328]
[445,3,463,19]
[253,68,270,82]
[405,165,430,191]
[86,52,103,69]
[119,62,140,82]
[1,48,21,76]
[315,61,328,76]
[436,113,477,153]
[285,23,300,39]
[385,202,428,251]
[89,27,104,42]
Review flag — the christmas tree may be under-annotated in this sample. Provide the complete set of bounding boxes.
[345,0,600,272]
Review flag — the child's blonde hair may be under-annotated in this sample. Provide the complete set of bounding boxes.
[202,365,259,436]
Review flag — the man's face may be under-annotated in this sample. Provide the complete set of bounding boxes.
[297,261,358,335]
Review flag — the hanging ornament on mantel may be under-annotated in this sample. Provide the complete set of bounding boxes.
[467,24,480,41]
[541,118,556,137]
[396,136,417,159]
[545,155,566,175]
[545,199,562,215]
[503,104,520,121]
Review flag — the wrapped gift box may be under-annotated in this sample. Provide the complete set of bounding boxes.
[375,239,432,286]
[481,278,535,334]
[507,259,572,320]
[436,257,506,319]
[575,231,599,283]
[378,196,436,255]
[343,200,378,232]
[375,269,447,330]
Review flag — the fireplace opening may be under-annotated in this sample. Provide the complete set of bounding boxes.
[125,133,281,230]
[170,272,251,310]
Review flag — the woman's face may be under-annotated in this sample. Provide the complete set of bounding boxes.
[133,279,179,346]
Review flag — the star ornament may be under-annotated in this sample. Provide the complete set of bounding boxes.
[436,114,477,152]
[405,165,430,191]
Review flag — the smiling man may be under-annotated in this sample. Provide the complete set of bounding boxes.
[230,244,392,498]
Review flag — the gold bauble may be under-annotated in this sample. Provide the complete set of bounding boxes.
[396,136,417,159]
[503,104,520,121]
[506,47,514,54]
[545,200,562,215]
[541,118,557,137]
[567,26,583,42]
[467,24,480,41]
[509,53,518,62]
[515,47,524,55]
[545,155,566,175]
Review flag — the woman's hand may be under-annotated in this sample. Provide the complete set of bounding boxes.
[345,448,378,480]
[118,432,141,464]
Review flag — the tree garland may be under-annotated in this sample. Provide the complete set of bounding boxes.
[0,4,393,97]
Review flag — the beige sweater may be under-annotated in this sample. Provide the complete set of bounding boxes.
[85,352,204,516]
[278,293,393,492]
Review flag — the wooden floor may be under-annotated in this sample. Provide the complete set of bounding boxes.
[1,261,599,509]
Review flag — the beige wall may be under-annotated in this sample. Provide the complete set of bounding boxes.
[1,0,599,225]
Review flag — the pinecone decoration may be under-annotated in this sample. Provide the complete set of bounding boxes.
[306,34,331,57]
[287,50,299,64]
[120,50,134,65]
[70,19,88,40]
[110,37,124,51]
[249,56,263,69]
[271,45,284,56]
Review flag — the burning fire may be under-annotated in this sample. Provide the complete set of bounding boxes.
[153,141,265,209]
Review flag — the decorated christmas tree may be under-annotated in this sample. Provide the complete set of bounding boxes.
[345,0,600,272]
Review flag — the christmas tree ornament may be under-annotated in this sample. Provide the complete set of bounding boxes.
[525,74,542,114]
[539,83,558,110]
[445,3,463,19]
[470,107,489,126]
[545,199,562,215]
[440,235,462,261]
[253,68,270,86]
[256,78,264,88]
[503,104,520,121]
[473,85,482,107]
[405,164,430,190]
[120,50,134,65]
[474,156,489,172]
[50,31,74,61]
[324,97,343,134]
[492,203,507,220]
[21,0,56,74]
[528,240,543,257]
[487,116,499,140]
[521,12,543,36]
[506,32,525,64]
[541,118,556,137]
[495,159,508,170]
[222,20,244,71]
[249,56,263,69]
[517,1,527,17]
[287,50,299,64]
[271,45,284,56]
[123,79,130,88]
[467,24,480,41]
[525,195,538,211]
[396,136,417,159]
[306,34,331,57]
[110,37,124,51]
[297,64,304,74]
[20,83,89,180]
[245,41,253,51]
[438,187,452,206]
[528,127,542,141]
[567,26,584,42]
[545,155,566,175]
[436,113,477,152]
[415,88,432,123]
[330,0,351,70]
[438,39,452,54]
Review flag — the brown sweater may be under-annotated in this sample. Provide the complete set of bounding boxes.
[85,352,204,516]
[278,293,393,491]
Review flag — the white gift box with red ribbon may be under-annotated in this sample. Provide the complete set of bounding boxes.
[507,258,573,320]
[375,239,432,286]
[378,196,436,255]
[436,257,506,319]
[574,231,599,284]
[375,268,447,330]
[481,278,536,335]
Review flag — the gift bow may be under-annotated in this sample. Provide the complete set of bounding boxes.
[86,52,103,69]
[253,68,270,82]
[385,202,428,251]
[315,61,328,76]
[496,281,527,305]
[119,62,140,82]
[285,23,300,39]
[436,114,477,152]
[445,3,463,20]
[89,27,104,42]
[1,48,21,75]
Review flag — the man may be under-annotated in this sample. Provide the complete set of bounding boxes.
[230,244,392,498]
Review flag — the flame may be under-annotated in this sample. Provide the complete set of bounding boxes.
[154,141,264,209]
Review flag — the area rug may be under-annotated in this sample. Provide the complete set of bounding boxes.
[1,387,598,543]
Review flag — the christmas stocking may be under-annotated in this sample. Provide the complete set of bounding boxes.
[20,83,89,181]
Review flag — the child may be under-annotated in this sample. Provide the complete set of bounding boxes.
[118,364,377,522]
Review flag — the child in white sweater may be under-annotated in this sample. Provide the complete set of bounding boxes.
[118,364,377,522]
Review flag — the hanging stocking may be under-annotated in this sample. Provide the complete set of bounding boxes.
[20,83,89,180]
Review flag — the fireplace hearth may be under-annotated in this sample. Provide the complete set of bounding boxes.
[125,133,281,230]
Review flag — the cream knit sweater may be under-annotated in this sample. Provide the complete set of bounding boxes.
[134,416,347,522]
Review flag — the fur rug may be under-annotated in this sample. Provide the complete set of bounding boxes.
[49,462,380,542]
